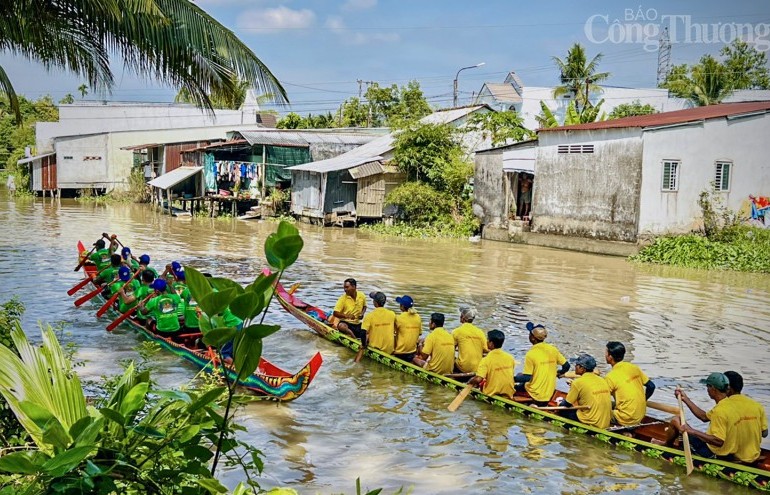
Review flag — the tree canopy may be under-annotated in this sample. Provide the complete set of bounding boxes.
[0,0,288,121]
[552,43,610,113]
[466,110,533,146]
[608,100,657,120]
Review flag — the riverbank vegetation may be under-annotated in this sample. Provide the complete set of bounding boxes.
[631,190,770,273]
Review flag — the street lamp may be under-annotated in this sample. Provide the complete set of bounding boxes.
[453,62,485,107]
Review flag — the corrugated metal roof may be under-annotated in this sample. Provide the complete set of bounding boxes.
[349,161,384,179]
[17,152,55,165]
[148,166,202,190]
[539,101,770,132]
[483,83,522,103]
[236,130,377,147]
[121,143,161,151]
[287,106,489,173]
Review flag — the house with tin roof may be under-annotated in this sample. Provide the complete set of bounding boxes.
[531,101,770,243]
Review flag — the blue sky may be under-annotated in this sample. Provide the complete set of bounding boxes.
[2,0,769,115]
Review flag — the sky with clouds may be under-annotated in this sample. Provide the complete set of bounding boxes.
[2,0,769,115]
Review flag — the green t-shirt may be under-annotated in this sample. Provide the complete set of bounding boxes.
[222,308,243,329]
[110,279,140,313]
[134,284,153,320]
[90,249,111,270]
[145,292,182,333]
[99,265,120,283]
[171,282,187,318]
[128,259,140,270]
[181,287,199,329]
[141,266,159,278]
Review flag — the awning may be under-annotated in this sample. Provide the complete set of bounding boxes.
[148,166,202,190]
[502,146,536,174]
[122,143,161,151]
[16,152,55,165]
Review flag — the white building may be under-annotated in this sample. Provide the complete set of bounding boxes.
[475,71,691,131]
[532,101,770,242]
[23,101,270,194]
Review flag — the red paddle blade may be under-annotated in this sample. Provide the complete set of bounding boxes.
[67,277,91,296]
[74,286,103,307]
[96,293,119,317]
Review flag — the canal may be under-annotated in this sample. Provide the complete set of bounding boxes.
[1,193,769,494]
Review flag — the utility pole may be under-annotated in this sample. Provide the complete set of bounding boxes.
[357,79,363,98]
[359,80,376,127]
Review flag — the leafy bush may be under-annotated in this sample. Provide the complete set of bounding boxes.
[631,227,770,273]
[0,298,28,450]
[384,182,452,224]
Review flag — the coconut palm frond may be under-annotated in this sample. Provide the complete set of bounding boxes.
[0,63,20,122]
[0,325,88,453]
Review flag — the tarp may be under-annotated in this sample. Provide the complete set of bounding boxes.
[148,166,202,190]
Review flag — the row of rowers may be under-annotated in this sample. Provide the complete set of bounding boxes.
[89,239,241,335]
[332,278,768,465]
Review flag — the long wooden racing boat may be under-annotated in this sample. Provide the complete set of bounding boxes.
[276,280,770,491]
[74,241,322,401]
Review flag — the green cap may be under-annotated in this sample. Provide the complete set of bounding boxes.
[706,372,729,392]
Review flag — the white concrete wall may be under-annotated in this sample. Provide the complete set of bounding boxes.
[55,134,111,188]
[53,124,263,191]
[638,113,770,235]
[36,102,257,152]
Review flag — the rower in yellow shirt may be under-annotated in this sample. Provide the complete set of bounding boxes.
[393,295,422,363]
[514,322,569,407]
[332,278,367,345]
[558,354,612,429]
[361,291,396,354]
[673,371,768,463]
[468,330,516,398]
[452,306,487,373]
[417,313,455,375]
[604,341,656,426]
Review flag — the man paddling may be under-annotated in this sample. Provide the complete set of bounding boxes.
[514,322,569,407]
[332,278,367,345]
[393,295,422,363]
[90,236,118,270]
[121,246,140,270]
[361,291,396,354]
[673,372,767,464]
[138,254,159,278]
[604,341,655,426]
[416,313,455,375]
[110,266,140,313]
[557,354,612,429]
[121,269,156,324]
[452,306,487,374]
[467,330,516,398]
[139,279,183,335]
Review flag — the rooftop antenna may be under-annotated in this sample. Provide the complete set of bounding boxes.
[656,27,672,87]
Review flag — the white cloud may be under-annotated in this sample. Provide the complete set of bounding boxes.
[237,6,315,32]
[325,15,345,33]
[341,0,377,11]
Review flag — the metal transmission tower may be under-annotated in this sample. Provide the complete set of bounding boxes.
[656,27,672,87]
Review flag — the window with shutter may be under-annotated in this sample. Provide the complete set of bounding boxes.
[662,160,679,191]
[714,162,731,191]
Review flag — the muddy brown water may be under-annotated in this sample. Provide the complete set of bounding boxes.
[2,193,769,494]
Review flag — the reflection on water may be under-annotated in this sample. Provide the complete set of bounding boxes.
[2,192,769,494]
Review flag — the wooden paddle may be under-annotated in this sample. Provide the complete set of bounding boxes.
[448,383,474,412]
[67,276,92,296]
[354,343,366,363]
[106,293,153,332]
[74,284,105,307]
[74,243,98,272]
[96,269,142,317]
[677,387,695,475]
[647,400,681,416]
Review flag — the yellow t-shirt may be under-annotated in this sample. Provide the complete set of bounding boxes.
[605,361,650,426]
[333,291,367,324]
[707,394,768,463]
[394,311,422,354]
[362,306,396,354]
[452,322,487,373]
[422,327,455,375]
[522,342,567,402]
[476,348,516,398]
[565,372,613,429]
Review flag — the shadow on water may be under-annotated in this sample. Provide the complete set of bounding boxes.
[1,193,767,493]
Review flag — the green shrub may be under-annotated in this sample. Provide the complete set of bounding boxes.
[385,181,452,224]
[0,297,29,450]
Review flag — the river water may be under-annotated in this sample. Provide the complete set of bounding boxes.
[2,192,769,494]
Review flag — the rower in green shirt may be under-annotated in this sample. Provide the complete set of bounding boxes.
[120,270,156,322]
[138,254,159,278]
[121,246,140,270]
[95,254,123,285]
[139,279,183,334]
[90,234,118,271]
[110,266,141,313]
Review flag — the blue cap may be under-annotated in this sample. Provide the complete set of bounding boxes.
[151,279,167,292]
[171,261,182,271]
[121,247,131,259]
[706,372,729,392]
[571,354,597,371]
[174,270,185,281]
[395,295,414,308]
[118,266,131,281]
[139,254,150,265]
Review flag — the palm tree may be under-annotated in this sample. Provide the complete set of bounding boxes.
[77,84,88,99]
[0,0,288,122]
[552,43,610,113]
